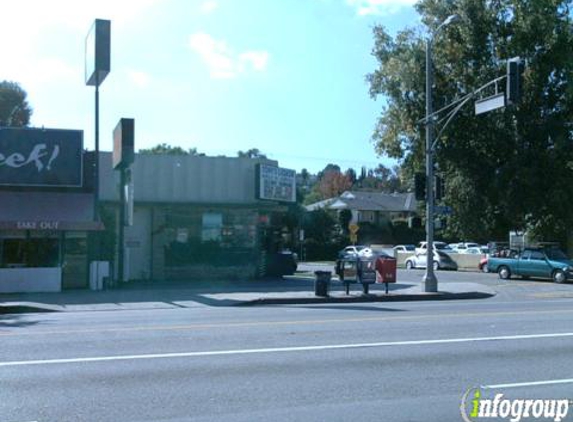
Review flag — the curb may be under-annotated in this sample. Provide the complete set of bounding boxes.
[0,304,59,314]
[236,291,495,306]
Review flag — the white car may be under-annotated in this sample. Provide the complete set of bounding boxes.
[393,244,416,253]
[415,241,451,255]
[338,245,373,258]
[405,250,458,271]
[450,242,480,253]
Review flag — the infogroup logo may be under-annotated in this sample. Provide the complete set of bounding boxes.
[460,387,571,422]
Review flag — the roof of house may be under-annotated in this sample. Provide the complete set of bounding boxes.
[305,191,416,213]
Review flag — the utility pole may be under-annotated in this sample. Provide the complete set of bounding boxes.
[422,14,459,293]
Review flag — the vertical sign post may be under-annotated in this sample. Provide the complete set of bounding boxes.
[85,19,111,281]
[113,118,135,283]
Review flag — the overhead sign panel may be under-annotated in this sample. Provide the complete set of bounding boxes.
[0,127,83,187]
[475,93,505,115]
[256,164,296,203]
[85,19,111,86]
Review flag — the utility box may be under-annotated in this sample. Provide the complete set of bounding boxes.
[89,261,109,291]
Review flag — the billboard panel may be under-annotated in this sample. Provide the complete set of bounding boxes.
[85,19,111,86]
[256,164,296,203]
[113,118,134,169]
[0,127,83,187]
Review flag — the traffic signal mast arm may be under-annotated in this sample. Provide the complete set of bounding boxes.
[421,74,507,152]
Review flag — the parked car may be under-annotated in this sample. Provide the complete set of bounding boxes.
[450,242,480,253]
[393,244,416,253]
[479,256,489,272]
[338,245,373,259]
[460,247,483,255]
[405,250,458,271]
[487,247,573,283]
[415,241,451,255]
[267,251,298,276]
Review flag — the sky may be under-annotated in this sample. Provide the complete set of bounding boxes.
[1,0,420,174]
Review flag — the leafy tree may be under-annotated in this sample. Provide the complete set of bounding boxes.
[317,169,353,198]
[237,148,267,158]
[0,81,32,127]
[139,143,203,155]
[368,0,573,245]
[345,168,357,185]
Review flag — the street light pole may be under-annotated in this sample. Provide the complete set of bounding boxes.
[423,37,437,292]
[422,14,459,293]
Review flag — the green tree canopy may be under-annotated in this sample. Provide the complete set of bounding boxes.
[368,0,573,244]
[0,81,32,127]
[237,148,267,159]
[139,143,203,155]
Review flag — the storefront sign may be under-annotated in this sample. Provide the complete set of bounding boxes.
[0,127,83,187]
[0,221,103,231]
[16,221,60,230]
[256,164,296,203]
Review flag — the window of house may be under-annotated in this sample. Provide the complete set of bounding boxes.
[202,213,223,242]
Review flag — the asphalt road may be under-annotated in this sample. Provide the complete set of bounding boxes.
[2,275,573,422]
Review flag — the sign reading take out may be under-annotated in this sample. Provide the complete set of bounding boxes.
[0,127,83,187]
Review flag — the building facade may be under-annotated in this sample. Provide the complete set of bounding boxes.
[0,127,101,292]
[99,152,293,282]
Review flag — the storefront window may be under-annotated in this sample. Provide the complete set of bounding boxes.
[2,239,25,267]
[202,213,222,242]
[1,238,59,268]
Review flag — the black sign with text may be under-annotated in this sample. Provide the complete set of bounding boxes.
[0,127,83,187]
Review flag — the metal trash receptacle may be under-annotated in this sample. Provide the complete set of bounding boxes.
[314,270,332,297]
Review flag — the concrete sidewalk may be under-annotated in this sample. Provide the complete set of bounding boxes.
[0,276,495,314]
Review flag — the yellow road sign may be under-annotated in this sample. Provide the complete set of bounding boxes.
[349,223,359,234]
[350,233,358,244]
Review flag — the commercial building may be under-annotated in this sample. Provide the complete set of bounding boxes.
[0,127,101,292]
[0,127,297,292]
[99,152,295,282]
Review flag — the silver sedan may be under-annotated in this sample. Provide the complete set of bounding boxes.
[405,250,458,271]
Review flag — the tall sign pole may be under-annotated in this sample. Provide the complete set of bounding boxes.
[85,19,111,261]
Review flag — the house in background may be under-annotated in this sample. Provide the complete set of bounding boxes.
[305,191,418,225]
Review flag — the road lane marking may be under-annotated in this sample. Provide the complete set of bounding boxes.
[1,331,573,368]
[2,307,573,337]
[484,378,573,389]
[3,308,573,336]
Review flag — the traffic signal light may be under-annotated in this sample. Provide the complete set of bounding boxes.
[414,173,426,201]
[506,57,524,105]
[435,176,445,200]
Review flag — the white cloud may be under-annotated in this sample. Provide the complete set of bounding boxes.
[0,0,159,87]
[189,33,269,79]
[200,0,219,14]
[346,0,416,16]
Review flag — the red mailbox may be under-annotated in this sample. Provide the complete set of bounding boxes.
[376,256,397,293]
